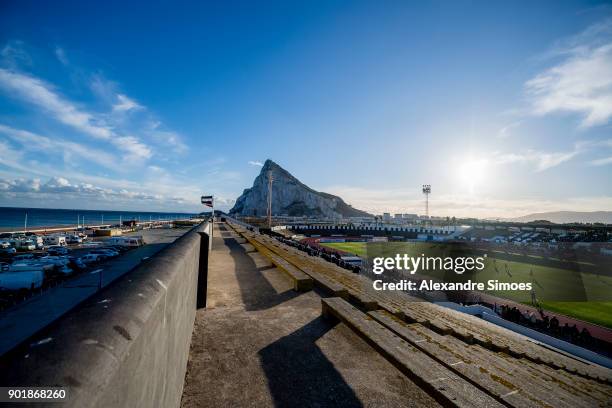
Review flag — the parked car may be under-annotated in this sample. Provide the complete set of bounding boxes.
[107,236,144,247]
[13,254,36,262]
[38,256,70,267]
[90,248,119,257]
[108,245,129,253]
[67,257,87,271]
[81,241,102,248]
[66,235,83,244]
[12,240,35,251]
[0,241,11,248]
[29,236,44,249]
[80,254,103,264]
[47,246,70,256]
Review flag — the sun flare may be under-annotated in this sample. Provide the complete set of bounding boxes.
[457,158,488,193]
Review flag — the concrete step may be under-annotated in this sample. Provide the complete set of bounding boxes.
[299,266,349,299]
[321,297,504,408]
[266,253,313,292]
[416,303,610,382]
[242,234,313,292]
[368,310,601,408]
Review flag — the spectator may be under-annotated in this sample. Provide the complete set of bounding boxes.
[561,323,570,339]
[579,327,592,346]
[570,324,579,342]
[528,311,537,326]
[549,316,560,333]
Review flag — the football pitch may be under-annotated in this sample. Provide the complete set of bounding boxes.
[321,241,612,328]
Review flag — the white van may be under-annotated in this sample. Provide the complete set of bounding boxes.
[107,236,144,247]
[29,236,44,249]
[43,235,67,246]
[80,254,103,264]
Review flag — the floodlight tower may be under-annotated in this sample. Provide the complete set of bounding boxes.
[422,184,431,218]
[267,170,274,228]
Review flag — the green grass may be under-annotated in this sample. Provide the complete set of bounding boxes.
[320,241,612,327]
[537,302,612,329]
[320,242,367,256]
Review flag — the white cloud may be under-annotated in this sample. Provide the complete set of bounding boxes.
[0,124,117,168]
[89,74,187,155]
[1,40,31,68]
[497,121,521,139]
[115,136,152,160]
[248,160,264,167]
[0,44,206,211]
[0,177,40,193]
[113,93,142,112]
[0,68,112,139]
[0,174,239,212]
[148,125,188,154]
[590,156,612,166]
[490,138,612,171]
[0,176,171,204]
[492,149,579,171]
[0,68,152,159]
[54,46,69,66]
[0,145,208,211]
[89,74,119,103]
[525,19,612,127]
[0,140,31,174]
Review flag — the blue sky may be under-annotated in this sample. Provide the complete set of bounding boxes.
[0,0,611,218]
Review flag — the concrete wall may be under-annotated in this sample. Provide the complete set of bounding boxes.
[0,222,211,408]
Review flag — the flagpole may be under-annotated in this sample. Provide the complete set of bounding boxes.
[201,195,214,242]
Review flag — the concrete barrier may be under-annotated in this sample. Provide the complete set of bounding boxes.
[0,222,211,408]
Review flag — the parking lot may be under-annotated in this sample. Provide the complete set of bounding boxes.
[0,226,194,356]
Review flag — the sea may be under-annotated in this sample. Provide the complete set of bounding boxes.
[0,207,199,231]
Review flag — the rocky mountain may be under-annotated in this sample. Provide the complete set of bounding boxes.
[229,160,371,218]
[511,211,612,224]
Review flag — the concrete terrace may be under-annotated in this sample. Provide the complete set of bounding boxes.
[182,221,612,408]
[181,223,439,407]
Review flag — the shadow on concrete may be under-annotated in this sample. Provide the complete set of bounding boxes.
[259,316,362,408]
[218,224,300,311]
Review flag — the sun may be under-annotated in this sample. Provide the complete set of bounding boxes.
[457,158,488,193]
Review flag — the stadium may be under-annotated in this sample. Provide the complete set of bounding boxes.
[262,220,612,359]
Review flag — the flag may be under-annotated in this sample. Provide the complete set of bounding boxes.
[201,195,213,207]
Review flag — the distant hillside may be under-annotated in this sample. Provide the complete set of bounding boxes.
[511,211,612,224]
[229,159,371,218]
